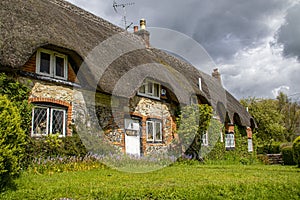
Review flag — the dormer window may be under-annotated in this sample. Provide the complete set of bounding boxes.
[36,48,68,80]
[138,79,160,99]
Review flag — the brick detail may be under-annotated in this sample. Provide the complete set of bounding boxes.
[228,124,235,133]
[246,127,253,139]
[29,97,73,136]
[67,62,78,83]
[22,54,36,73]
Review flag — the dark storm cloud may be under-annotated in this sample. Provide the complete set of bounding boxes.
[120,0,291,62]
[66,0,300,99]
[276,3,300,61]
[67,0,293,61]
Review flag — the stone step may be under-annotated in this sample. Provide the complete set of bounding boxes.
[267,154,283,165]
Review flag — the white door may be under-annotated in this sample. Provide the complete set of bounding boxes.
[125,119,141,156]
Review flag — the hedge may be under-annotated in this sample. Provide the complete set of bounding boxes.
[292,136,300,167]
[281,146,296,165]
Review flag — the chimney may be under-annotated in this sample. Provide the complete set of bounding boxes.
[133,25,138,33]
[212,68,222,85]
[134,19,150,47]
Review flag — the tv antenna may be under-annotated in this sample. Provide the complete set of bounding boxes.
[113,0,135,30]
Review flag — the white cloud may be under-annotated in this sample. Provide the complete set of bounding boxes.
[221,38,300,99]
[272,86,290,98]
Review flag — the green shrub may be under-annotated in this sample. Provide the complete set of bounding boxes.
[292,136,300,167]
[23,127,87,167]
[0,95,27,189]
[281,146,296,165]
[204,125,256,164]
[0,73,31,134]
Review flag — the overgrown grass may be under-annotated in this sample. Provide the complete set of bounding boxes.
[1,163,299,199]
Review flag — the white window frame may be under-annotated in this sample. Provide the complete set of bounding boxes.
[36,48,68,80]
[146,119,162,142]
[138,79,161,100]
[202,131,208,146]
[225,132,235,149]
[31,105,66,137]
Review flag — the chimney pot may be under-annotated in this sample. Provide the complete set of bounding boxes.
[140,19,146,30]
[134,26,139,32]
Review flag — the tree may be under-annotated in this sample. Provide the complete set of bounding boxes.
[277,92,300,142]
[240,97,286,143]
[241,93,300,143]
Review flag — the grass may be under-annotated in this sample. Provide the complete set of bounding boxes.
[1,163,300,199]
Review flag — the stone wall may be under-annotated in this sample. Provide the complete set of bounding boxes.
[20,77,178,155]
[129,96,177,155]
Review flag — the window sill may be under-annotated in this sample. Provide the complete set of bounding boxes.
[147,141,163,144]
[31,134,66,138]
[36,72,68,81]
[20,71,81,88]
[137,93,160,100]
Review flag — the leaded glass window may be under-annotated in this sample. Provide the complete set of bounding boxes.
[31,105,66,137]
[225,132,235,149]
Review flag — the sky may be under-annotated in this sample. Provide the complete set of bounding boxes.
[66,0,300,100]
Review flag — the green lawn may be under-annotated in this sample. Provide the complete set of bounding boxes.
[1,164,300,200]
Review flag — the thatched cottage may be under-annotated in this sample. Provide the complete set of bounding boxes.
[0,0,255,156]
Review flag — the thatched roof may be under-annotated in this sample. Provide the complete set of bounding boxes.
[0,0,255,128]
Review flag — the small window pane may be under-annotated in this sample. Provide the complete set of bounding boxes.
[40,52,51,74]
[51,109,65,135]
[148,82,153,94]
[32,107,48,135]
[155,122,162,141]
[154,83,160,97]
[147,121,154,141]
[55,56,65,77]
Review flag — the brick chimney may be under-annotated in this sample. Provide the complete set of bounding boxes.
[134,19,150,48]
[212,68,222,85]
